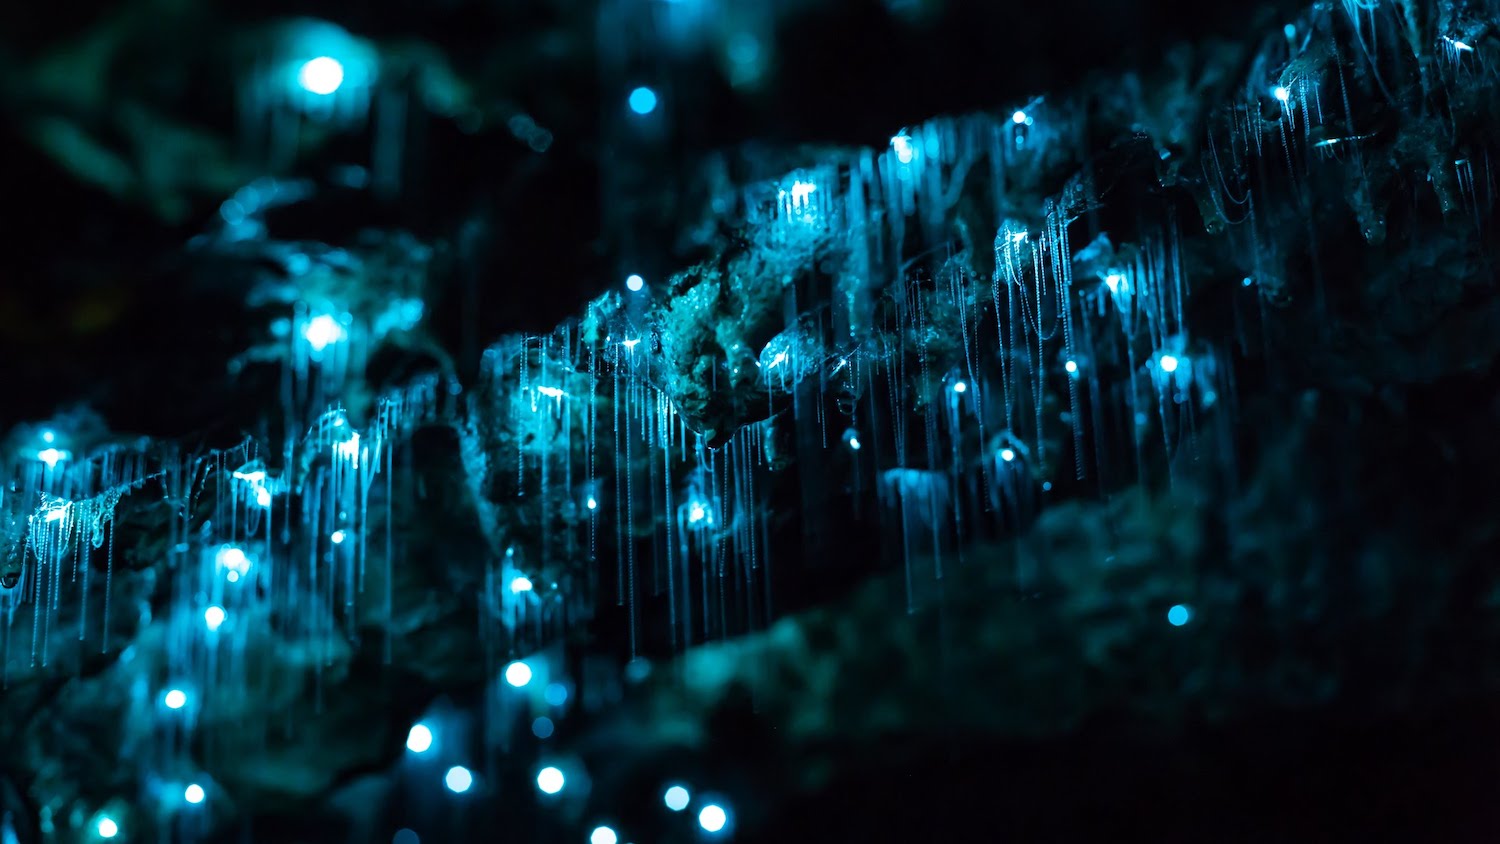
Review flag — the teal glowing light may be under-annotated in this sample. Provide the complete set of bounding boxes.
[393,830,420,844]
[298,57,345,95]
[590,827,618,844]
[532,716,554,738]
[628,86,658,114]
[406,723,433,753]
[204,605,226,631]
[36,448,66,468]
[1159,354,1180,373]
[510,576,534,594]
[1064,360,1078,374]
[41,430,55,444]
[444,766,473,793]
[536,766,565,795]
[331,530,347,544]
[698,804,728,833]
[952,380,967,393]
[664,785,690,812]
[1012,110,1027,124]
[891,134,915,164]
[544,683,568,706]
[1273,85,1291,103]
[626,274,645,292]
[505,660,533,687]
[184,784,205,804]
[164,689,187,710]
[96,817,119,839]
[1000,448,1016,462]
[303,314,345,352]
[1168,604,1192,626]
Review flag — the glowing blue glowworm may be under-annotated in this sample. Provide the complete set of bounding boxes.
[629,86,658,115]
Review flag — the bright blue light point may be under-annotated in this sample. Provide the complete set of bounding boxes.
[505,660,533,687]
[628,86,658,115]
[1168,604,1192,626]
[184,783,205,804]
[1273,85,1291,103]
[444,766,473,793]
[891,134,915,164]
[406,723,433,753]
[41,430,55,444]
[590,827,618,844]
[664,785,690,811]
[952,380,967,394]
[1064,360,1078,374]
[510,576,534,594]
[1000,448,1016,463]
[164,688,187,710]
[1159,354,1180,373]
[625,274,645,292]
[537,766,565,795]
[1012,110,1027,124]
[699,804,728,833]
[97,817,119,839]
[298,56,345,95]
[544,683,568,706]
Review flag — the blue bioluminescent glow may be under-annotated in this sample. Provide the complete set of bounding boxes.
[590,827,618,844]
[96,817,119,839]
[1012,109,1028,124]
[255,487,273,508]
[544,683,568,706]
[298,56,345,95]
[1242,276,1254,287]
[393,830,420,844]
[848,437,861,451]
[184,784,205,804]
[204,605,226,631]
[216,546,251,578]
[36,448,67,468]
[536,766,565,795]
[164,689,187,710]
[303,314,345,352]
[1283,23,1297,38]
[407,723,433,753]
[891,134,915,164]
[505,660,533,687]
[510,576,534,594]
[331,530,347,544]
[1159,354,1180,373]
[625,274,645,292]
[952,380,967,393]
[444,766,473,793]
[41,430,55,444]
[628,86,658,114]
[698,804,728,833]
[1000,448,1016,463]
[664,785,690,811]
[688,502,708,524]
[1168,604,1193,626]
[586,495,598,510]
[1273,85,1291,103]
[1064,360,1078,374]
[1104,271,1127,294]
[532,716,555,738]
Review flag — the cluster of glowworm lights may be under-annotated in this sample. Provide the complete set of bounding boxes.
[388,657,733,842]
